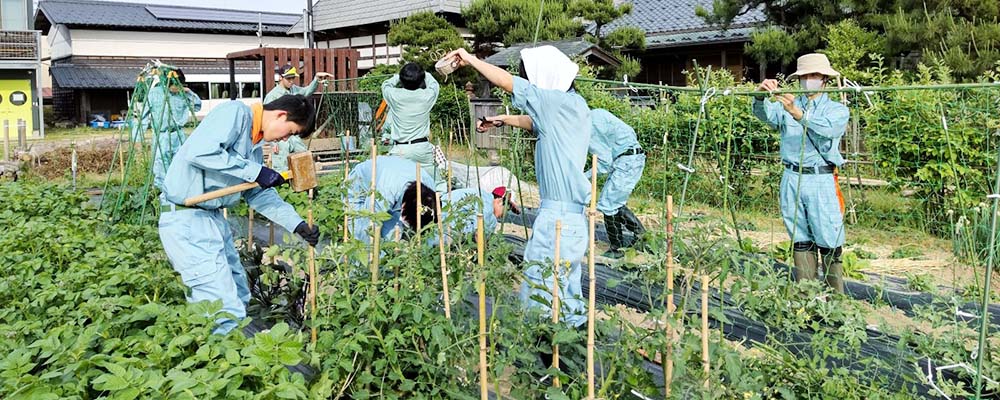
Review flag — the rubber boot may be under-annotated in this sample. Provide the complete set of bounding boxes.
[618,206,646,249]
[792,242,818,282]
[602,212,625,259]
[820,246,845,294]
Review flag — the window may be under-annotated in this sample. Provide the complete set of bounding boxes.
[210,83,233,100]
[187,82,209,100]
[241,82,261,99]
[0,0,27,30]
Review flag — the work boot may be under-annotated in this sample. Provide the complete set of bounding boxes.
[792,242,818,282]
[602,212,625,259]
[618,206,646,249]
[820,247,845,294]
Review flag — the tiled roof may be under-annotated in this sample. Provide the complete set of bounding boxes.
[35,0,299,35]
[602,0,765,47]
[50,59,260,89]
[484,39,619,67]
[289,0,469,34]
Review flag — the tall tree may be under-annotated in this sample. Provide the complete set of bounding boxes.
[463,0,585,52]
[697,0,1000,79]
[387,11,468,71]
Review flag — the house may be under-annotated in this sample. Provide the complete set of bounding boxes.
[288,0,471,71]
[0,0,43,137]
[34,0,306,123]
[601,0,765,85]
[484,39,621,69]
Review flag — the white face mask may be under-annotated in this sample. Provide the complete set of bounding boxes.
[800,77,824,91]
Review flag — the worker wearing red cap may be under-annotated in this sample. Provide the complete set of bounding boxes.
[443,186,520,236]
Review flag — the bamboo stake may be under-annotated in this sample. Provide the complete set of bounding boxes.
[551,220,562,388]
[416,164,422,241]
[587,154,598,400]
[268,154,275,247]
[476,214,488,400]
[447,164,453,241]
[342,133,352,243]
[248,208,255,253]
[435,193,451,319]
[308,189,318,344]
[118,144,125,181]
[369,139,380,283]
[701,275,710,389]
[665,196,674,397]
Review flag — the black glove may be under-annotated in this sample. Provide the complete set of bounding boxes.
[295,221,320,247]
[255,166,286,189]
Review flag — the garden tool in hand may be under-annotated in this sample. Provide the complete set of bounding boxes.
[183,151,318,206]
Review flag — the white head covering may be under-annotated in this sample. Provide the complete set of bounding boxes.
[519,45,579,92]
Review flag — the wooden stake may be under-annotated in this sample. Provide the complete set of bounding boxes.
[118,144,125,181]
[369,139,380,283]
[447,164,453,240]
[416,164,422,241]
[247,208,255,253]
[587,154,598,400]
[343,154,351,244]
[268,155,275,247]
[665,195,675,397]
[701,275,710,389]
[552,220,562,388]
[476,214,488,400]
[435,193,451,319]
[308,189,318,344]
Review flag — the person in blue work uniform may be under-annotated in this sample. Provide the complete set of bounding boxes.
[346,155,438,244]
[158,95,321,335]
[265,64,331,172]
[380,63,445,191]
[446,45,592,327]
[588,109,646,258]
[443,186,520,240]
[753,53,850,293]
[141,69,202,190]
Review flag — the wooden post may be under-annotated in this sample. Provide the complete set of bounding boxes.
[587,154,598,400]
[268,154,275,247]
[308,189,318,344]
[416,164,422,241]
[369,139,380,283]
[476,214,488,400]
[701,275,710,389]
[551,220,562,388]
[118,144,125,181]
[248,209,255,253]
[343,138,351,244]
[447,164,453,240]
[665,195,675,397]
[435,193,451,319]
[3,120,9,161]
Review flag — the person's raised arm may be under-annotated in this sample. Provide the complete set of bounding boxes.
[445,48,513,93]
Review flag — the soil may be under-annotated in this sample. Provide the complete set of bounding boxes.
[29,137,122,179]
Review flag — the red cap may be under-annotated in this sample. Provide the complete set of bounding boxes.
[492,186,507,198]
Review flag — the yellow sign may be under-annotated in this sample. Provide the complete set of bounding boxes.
[0,79,33,134]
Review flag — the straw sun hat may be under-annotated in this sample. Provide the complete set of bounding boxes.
[789,53,840,78]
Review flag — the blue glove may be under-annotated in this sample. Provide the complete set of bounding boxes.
[255,166,286,189]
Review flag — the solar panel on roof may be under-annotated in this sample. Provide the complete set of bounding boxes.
[145,5,300,26]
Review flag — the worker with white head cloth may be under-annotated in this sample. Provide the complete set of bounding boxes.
[444,45,592,327]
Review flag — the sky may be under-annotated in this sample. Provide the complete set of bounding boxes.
[35,0,310,14]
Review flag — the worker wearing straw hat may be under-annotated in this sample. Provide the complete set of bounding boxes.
[753,53,850,293]
[446,45,591,327]
[265,64,331,172]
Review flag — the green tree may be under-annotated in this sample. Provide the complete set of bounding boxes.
[463,0,585,51]
[387,11,468,71]
[698,0,1000,80]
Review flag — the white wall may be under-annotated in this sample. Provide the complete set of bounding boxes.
[47,24,71,60]
[68,29,304,58]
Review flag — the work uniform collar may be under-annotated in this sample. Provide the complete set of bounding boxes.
[251,103,264,144]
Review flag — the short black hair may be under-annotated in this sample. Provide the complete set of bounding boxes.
[173,69,186,85]
[263,94,316,138]
[401,182,437,231]
[399,63,426,90]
